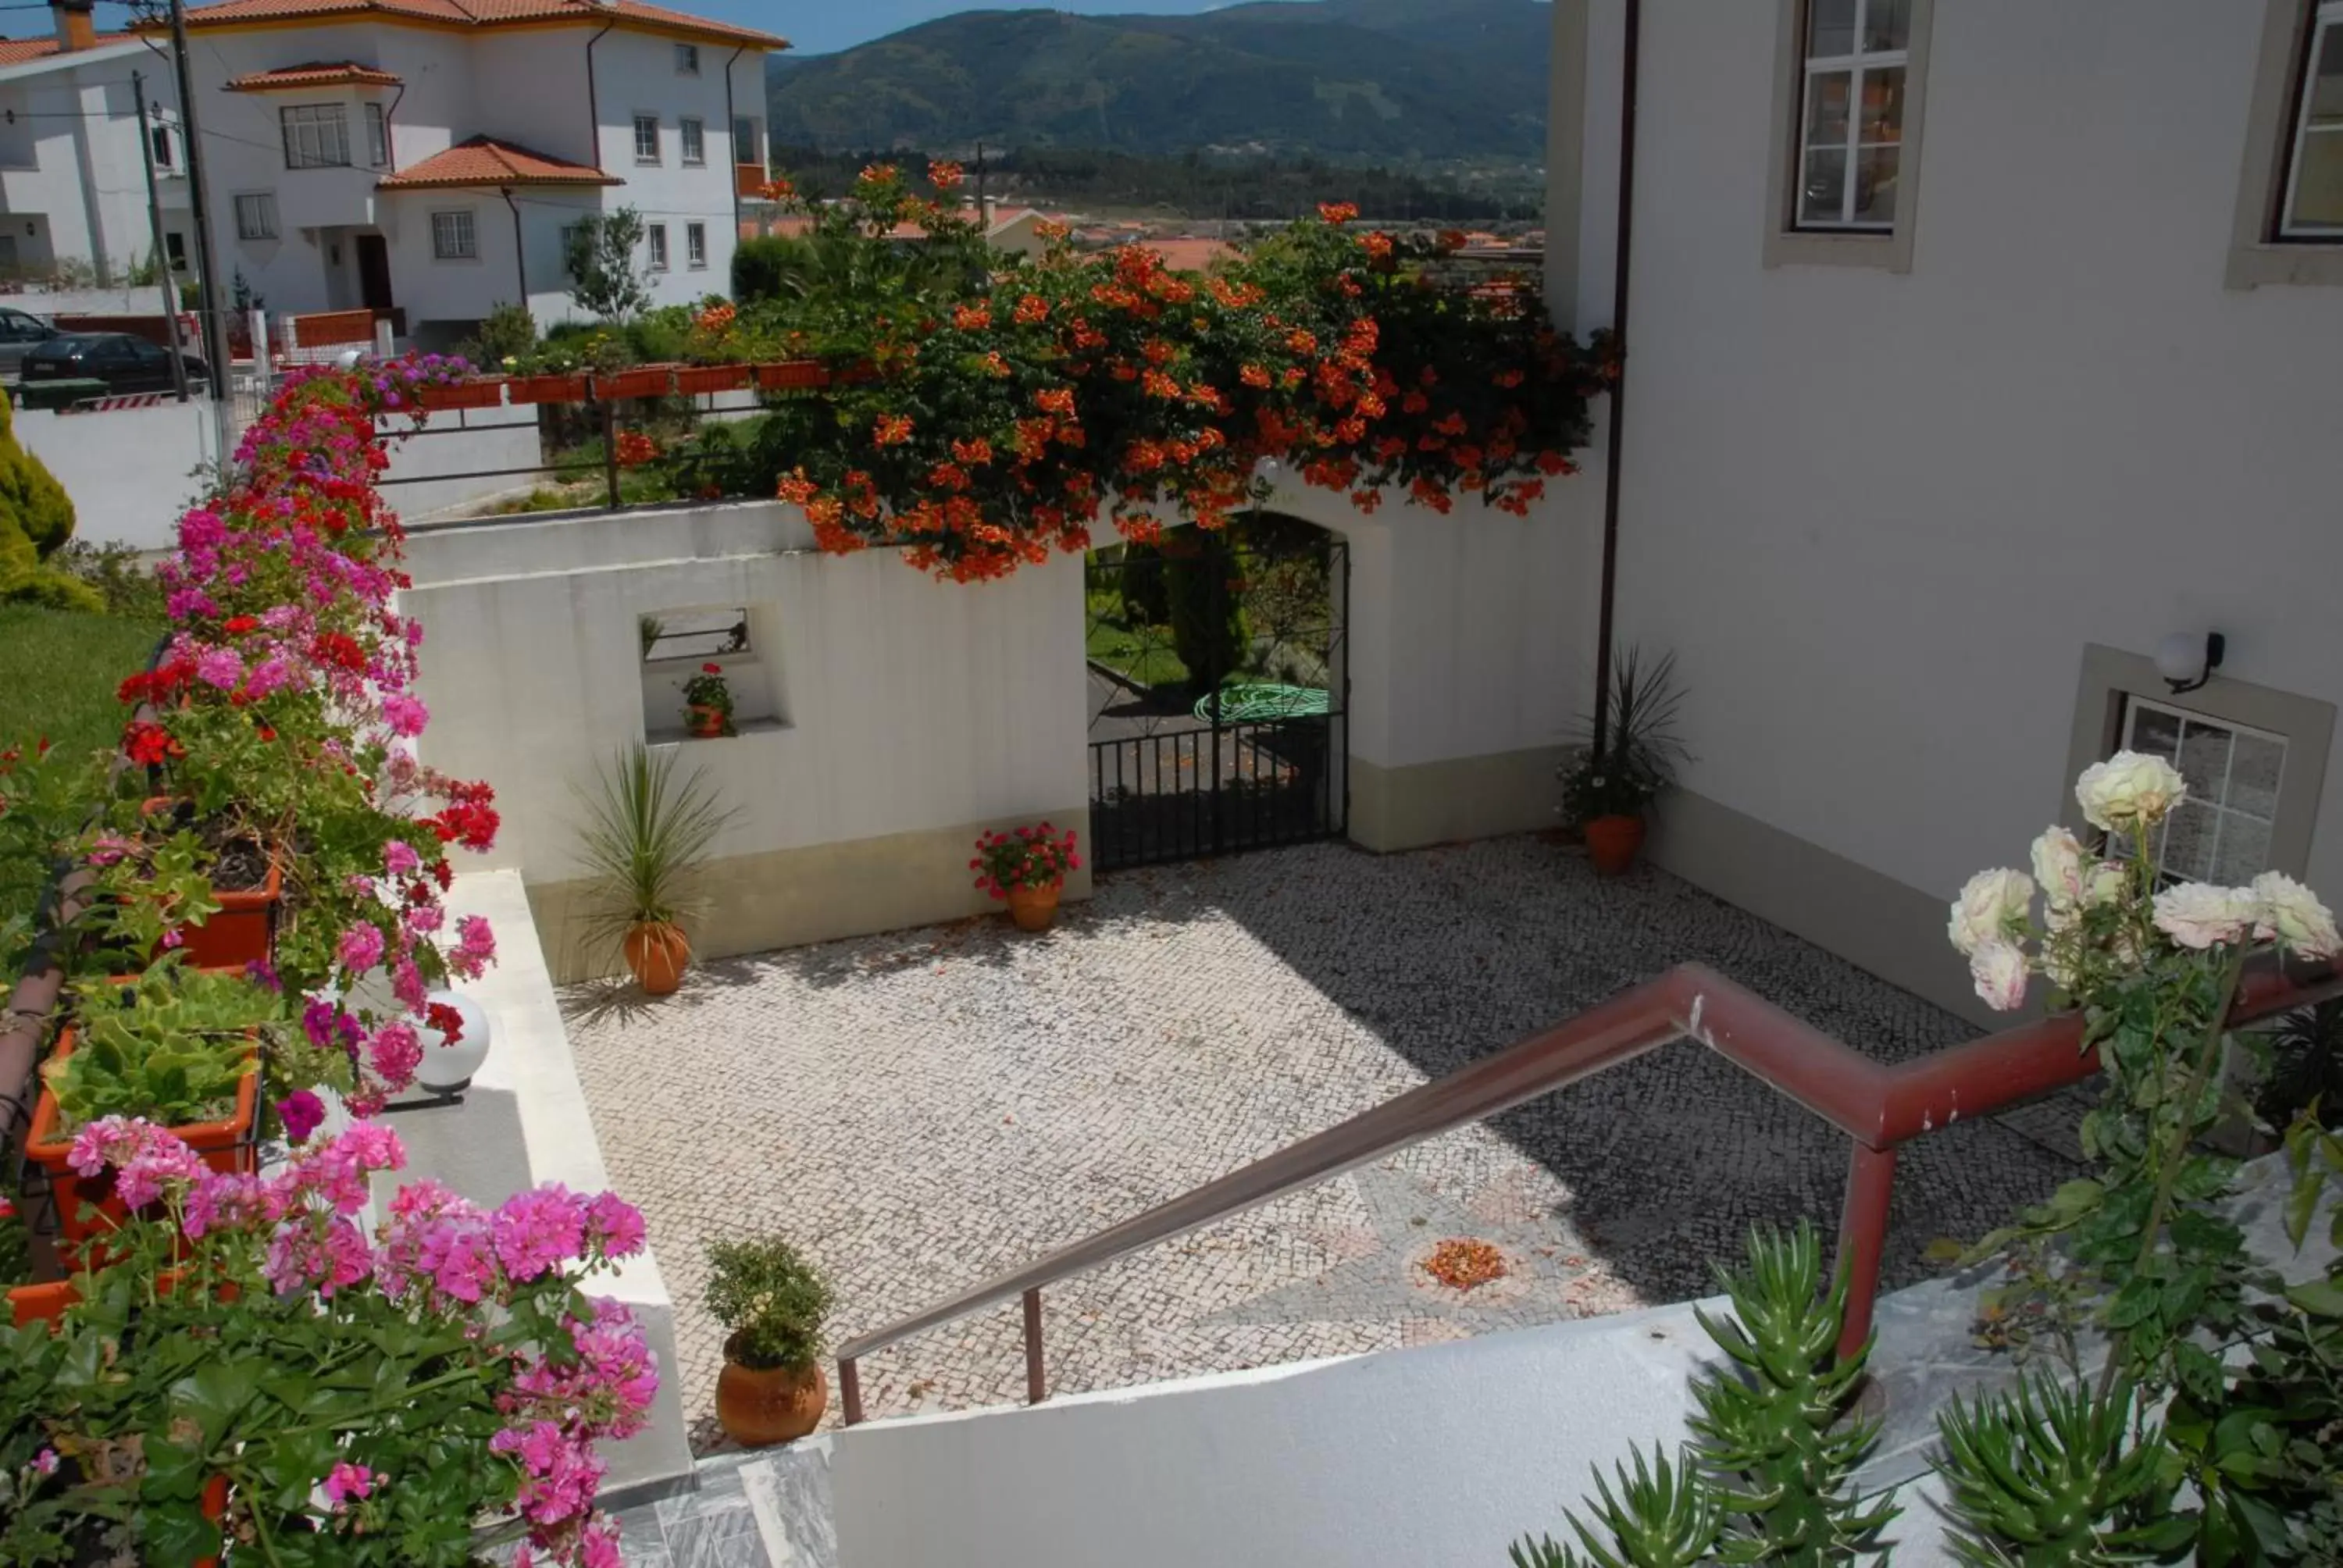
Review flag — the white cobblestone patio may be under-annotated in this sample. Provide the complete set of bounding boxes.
[562,835,2083,1452]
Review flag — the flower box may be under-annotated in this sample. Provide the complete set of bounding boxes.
[506,372,590,405]
[25,1028,261,1259]
[416,378,507,412]
[676,363,753,395]
[754,359,829,391]
[139,799,284,970]
[593,365,674,401]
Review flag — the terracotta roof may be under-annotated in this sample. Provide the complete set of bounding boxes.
[377,134,620,189]
[170,0,783,48]
[0,32,133,64]
[226,60,402,90]
[1140,238,1238,273]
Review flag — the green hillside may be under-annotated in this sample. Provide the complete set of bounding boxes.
[765,0,1551,165]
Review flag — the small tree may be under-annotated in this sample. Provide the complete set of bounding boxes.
[565,208,653,323]
[1163,529,1250,695]
[0,391,93,611]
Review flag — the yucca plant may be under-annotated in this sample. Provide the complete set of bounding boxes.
[571,743,735,992]
[1935,1374,2187,1566]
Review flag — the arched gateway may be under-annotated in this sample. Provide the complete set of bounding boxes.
[1082,512,1349,871]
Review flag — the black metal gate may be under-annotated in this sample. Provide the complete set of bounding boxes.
[1086,517,1348,871]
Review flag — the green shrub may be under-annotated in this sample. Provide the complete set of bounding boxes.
[0,390,81,608]
[623,305,694,365]
[733,235,797,305]
[704,1235,833,1371]
[1163,529,1249,691]
[462,300,538,369]
[1119,541,1170,625]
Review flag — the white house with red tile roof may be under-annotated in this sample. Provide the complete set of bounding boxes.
[168,0,781,343]
[0,2,192,288]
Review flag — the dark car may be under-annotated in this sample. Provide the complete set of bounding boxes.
[19,332,207,394]
[0,306,58,379]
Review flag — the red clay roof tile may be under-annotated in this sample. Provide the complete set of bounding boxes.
[0,32,133,64]
[173,0,783,49]
[376,134,621,189]
[226,60,403,89]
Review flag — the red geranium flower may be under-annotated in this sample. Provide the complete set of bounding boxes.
[701,662,722,675]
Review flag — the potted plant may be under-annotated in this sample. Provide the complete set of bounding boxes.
[572,743,734,996]
[754,360,829,392]
[676,362,753,396]
[415,376,507,412]
[137,796,283,971]
[706,1235,834,1446]
[506,370,588,405]
[682,662,736,738]
[593,365,672,401]
[1560,646,1686,876]
[971,823,1081,932]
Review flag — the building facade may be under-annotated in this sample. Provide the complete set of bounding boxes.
[0,4,190,287]
[173,0,778,344]
[1544,0,2343,1021]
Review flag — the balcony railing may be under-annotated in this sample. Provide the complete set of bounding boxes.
[834,955,2343,1424]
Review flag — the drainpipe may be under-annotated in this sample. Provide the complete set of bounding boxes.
[501,184,526,307]
[583,20,615,171]
[722,43,745,239]
[381,80,405,169]
[1589,0,1639,762]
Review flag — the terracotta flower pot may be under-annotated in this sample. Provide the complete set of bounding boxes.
[754,359,829,391]
[506,372,588,405]
[1006,882,1061,933]
[624,921,691,996]
[687,704,729,739]
[593,365,673,401]
[416,379,506,411]
[1584,814,1647,877]
[139,798,283,970]
[715,1348,828,1447]
[26,1027,260,1260]
[676,363,752,395]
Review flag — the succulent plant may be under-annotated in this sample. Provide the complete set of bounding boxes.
[1509,1447,1720,1568]
[1934,1373,2186,1566]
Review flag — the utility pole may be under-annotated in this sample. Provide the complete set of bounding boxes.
[131,69,188,402]
[973,141,986,227]
[165,0,227,405]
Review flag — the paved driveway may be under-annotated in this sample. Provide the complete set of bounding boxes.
[564,836,2079,1451]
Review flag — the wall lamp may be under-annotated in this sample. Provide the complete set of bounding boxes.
[2154,631,2225,696]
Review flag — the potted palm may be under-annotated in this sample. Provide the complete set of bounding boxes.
[572,744,735,996]
[1560,647,1687,876]
[706,1235,834,1446]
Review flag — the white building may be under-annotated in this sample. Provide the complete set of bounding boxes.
[173,0,779,344]
[1542,0,2343,1023]
[0,2,190,287]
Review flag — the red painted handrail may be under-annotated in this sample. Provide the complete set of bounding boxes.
[833,956,2343,1424]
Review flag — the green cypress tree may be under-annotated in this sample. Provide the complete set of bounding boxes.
[0,391,96,611]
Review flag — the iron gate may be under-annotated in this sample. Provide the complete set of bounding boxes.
[1086,517,1348,871]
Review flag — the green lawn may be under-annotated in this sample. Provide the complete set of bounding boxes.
[0,604,166,763]
[1086,590,1190,690]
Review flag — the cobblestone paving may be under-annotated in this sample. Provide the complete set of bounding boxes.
[562,836,2084,1452]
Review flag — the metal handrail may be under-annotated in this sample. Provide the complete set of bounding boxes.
[835,955,2343,1424]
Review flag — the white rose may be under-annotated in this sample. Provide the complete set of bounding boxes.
[2030,826,2087,910]
[2151,882,2256,951]
[2075,751,2187,833]
[2251,871,2341,960]
[2083,861,2128,908]
[1970,940,2030,1012]
[1948,868,2035,957]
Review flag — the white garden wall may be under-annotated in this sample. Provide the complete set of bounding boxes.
[1552,0,2343,1017]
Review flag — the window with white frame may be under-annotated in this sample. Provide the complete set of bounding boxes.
[2282,0,2343,236]
[647,223,669,270]
[633,113,660,163]
[280,103,351,169]
[364,102,389,169]
[733,116,758,167]
[675,42,700,74]
[686,221,706,268]
[234,191,278,241]
[1794,0,1909,230]
[2110,699,2289,886]
[431,210,477,261]
[680,116,705,165]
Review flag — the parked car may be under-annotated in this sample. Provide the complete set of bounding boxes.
[0,305,57,379]
[18,332,205,394]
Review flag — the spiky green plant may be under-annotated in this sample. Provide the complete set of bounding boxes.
[1510,1447,1721,1568]
[1935,1374,2187,1566]
[570,743,736,964]
[1690,1224,1897,1564]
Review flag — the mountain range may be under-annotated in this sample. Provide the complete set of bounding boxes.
[764,0,1552,166]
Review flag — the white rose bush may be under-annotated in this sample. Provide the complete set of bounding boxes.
[1931,753,2343,1563]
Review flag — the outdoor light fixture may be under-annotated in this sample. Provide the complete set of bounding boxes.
[2154,631,2226,695]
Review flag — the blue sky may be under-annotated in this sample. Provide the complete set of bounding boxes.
[744,2,1259,57]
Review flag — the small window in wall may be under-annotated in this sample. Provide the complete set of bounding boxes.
[732,115,758,167]
[365,102,390,169]
[2109,698,2288,885]
[680,116,705,166]
[686,221,706,268]
[647,223,669,271]
[150,123,173,169]
[280,103,351,169]
[234,191,279,241]
[164,230,186,272]
[1794,0,1910,230]
[2281,0,2343,237]
[633,113,660,163]
[638,607,783,739]
[675,41,700,75]
[431,209,477,261]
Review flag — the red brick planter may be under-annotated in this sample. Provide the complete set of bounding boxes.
[676,363,752,394]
